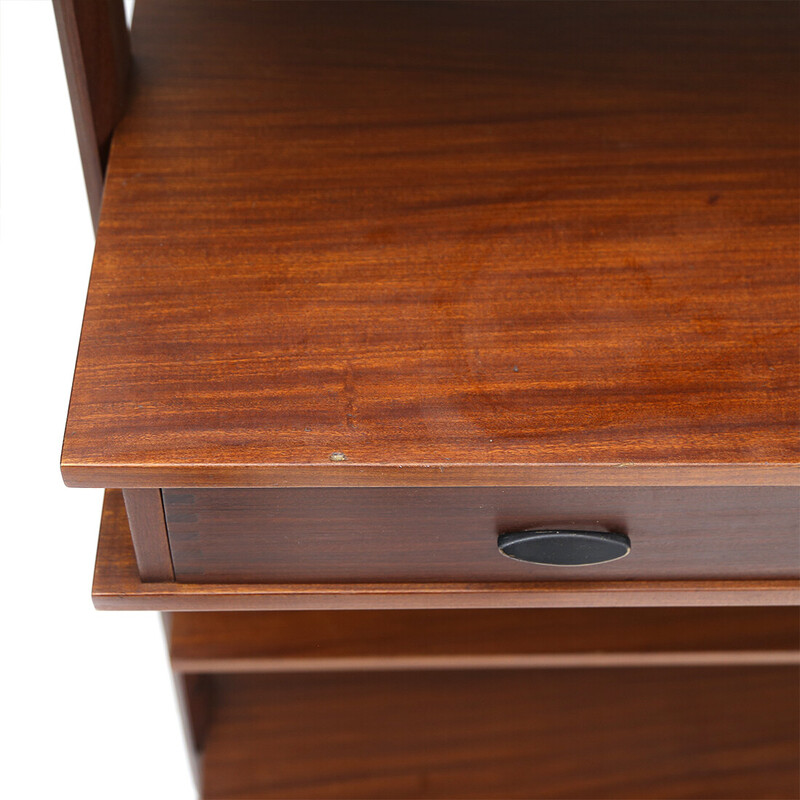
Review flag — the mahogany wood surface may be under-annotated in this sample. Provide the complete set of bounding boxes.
[52,0,129,230]
[168,607,800,673]
[200,667,800,799]
[61,0,800,489]
[94,489,800,609]
[164,486,799,582]
[121,488,174,581]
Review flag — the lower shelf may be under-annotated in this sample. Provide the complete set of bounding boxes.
[199,666,800,799]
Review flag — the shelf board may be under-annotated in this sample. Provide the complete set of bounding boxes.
[168,607,800,673]
[62,0,800,488]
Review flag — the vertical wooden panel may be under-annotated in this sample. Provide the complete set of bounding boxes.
[163,613,209,788]
[122,489,174,581]
[52,0,130,230]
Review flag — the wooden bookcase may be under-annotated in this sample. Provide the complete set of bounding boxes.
[57,1,800,797]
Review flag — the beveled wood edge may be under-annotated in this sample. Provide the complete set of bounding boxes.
[95,487,799,610]
[66,462,800,488]
[171,651,800,674]
[93,583,800,611]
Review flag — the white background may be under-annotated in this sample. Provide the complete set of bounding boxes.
[0,1,194,796]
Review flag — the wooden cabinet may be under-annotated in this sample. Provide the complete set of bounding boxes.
[58,0,799,797]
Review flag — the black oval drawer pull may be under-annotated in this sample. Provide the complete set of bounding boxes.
[498,527,630,566]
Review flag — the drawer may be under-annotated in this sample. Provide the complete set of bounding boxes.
[163,486,799,583]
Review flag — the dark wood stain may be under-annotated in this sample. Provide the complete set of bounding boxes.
[200,667,800,798]
[163,486,800,582]
[61,0,800,488]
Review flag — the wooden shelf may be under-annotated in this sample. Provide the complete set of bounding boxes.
[168,607,800,673]
[199,667,800,799]
[62,0,799,489]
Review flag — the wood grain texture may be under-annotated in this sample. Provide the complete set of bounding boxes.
[52,0,129,230]
[94,489,800,609]
[200,667,800,799]
[121,488,174,580]
[61,0,800,489]
[163,486,800,582]
[168,607,800,673]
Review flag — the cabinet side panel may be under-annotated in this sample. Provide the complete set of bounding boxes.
[52,0,130,229]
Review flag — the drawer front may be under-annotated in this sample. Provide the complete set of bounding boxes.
[163,487,799,583]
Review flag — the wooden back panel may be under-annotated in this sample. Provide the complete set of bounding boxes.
[52,0,130,230]
[202,667,800,798]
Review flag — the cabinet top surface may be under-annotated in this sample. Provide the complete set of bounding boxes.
[62,0,799,487]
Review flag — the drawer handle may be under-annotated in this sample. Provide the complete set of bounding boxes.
[498,527,630,566]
